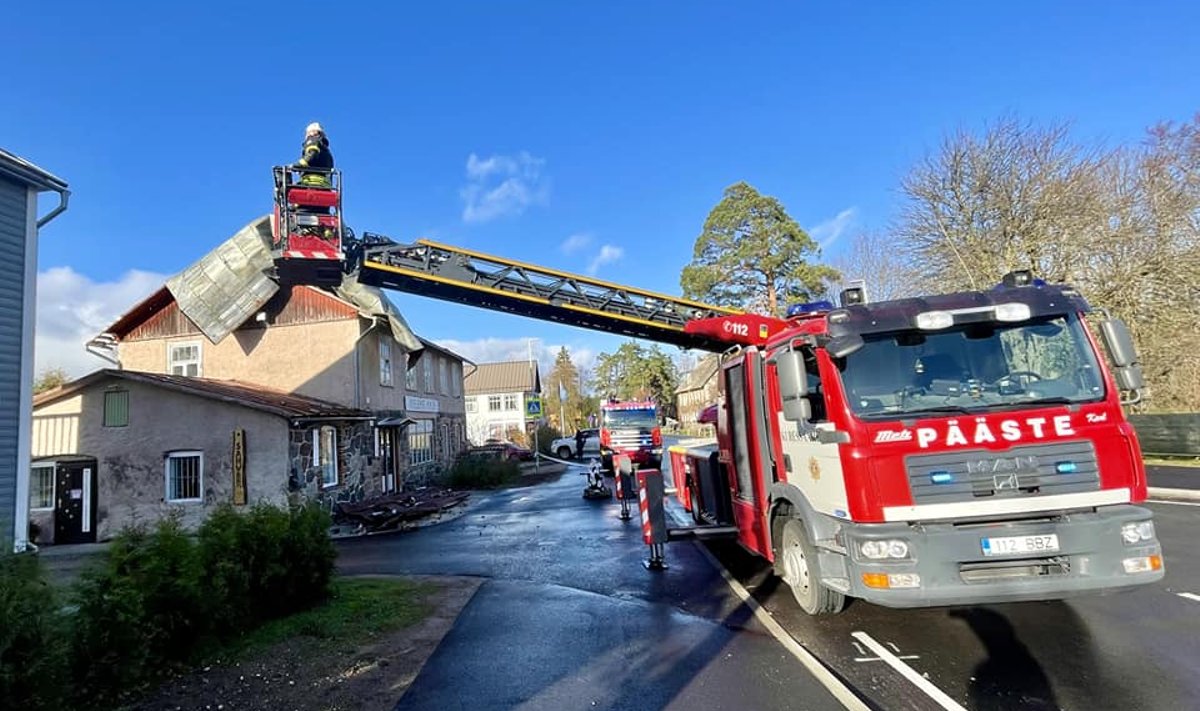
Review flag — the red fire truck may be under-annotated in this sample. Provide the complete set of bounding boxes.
[671,274,1163,614]
[599,400,663,473]
[272,172,1163,616]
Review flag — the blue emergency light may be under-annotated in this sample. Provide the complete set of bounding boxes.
[786,300,834,317]
[930,471,954,484]
[1055,461,1078,474]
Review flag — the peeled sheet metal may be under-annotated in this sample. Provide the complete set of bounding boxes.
[335,273,424,365]
[165,215,279,344]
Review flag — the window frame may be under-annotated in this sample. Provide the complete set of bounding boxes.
[408,419,435,466]
[30,463,55,511]
[422,356,433,393]
[503,393,519,411]
[465,398,477,413]
[168,340,203,377]
[312,425,340,488]
[439,359,449,395]
[164,450,204,503]
[488,395,502,412]
[102,389,129,428]
[379,338,394,387]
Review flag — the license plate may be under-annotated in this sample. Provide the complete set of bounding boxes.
[981,534,1060,557]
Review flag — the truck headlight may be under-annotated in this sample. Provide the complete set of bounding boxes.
[1121,521,1155,545]
[859,539,911,560]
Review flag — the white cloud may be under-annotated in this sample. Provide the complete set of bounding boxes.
[560,233,592,255]
[33,266,169,378]
[434,337,598,385]
[587,244,624,275]
[808,207,858,249]
[460,151,549,223]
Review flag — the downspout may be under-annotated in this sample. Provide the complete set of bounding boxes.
[37,188,70,228]
[354,316,382,409]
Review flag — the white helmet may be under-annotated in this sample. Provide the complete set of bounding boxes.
[305,122,324,136]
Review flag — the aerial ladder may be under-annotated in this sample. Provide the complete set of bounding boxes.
[333,232,792,352]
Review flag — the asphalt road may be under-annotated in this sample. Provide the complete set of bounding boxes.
[337,449,1200,710]
[1145,464,1200,491]
[336,462,845,711]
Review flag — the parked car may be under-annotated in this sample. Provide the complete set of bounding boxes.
[550,428,600,460]
[472,439,534,461]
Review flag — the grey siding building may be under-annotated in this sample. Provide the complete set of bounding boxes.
[0,149,69,551]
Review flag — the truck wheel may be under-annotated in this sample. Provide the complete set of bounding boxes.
[688,482,703,524]
[779,519,845,616]
[556,446,572,460]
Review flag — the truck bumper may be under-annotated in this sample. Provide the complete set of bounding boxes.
[830,504,1163,609]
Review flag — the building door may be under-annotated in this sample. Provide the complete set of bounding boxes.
[379,428,402,493]
[54,460,97,544]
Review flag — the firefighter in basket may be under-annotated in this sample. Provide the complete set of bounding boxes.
[287,122,336,241]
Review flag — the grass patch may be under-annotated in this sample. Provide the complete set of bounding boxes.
[221,577,432,660]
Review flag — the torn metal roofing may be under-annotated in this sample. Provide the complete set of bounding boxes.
[164,215,280,344]
[34,369,372,420]
[107,214,422,361]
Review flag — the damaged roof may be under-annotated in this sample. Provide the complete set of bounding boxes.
[97,214,423,358]
[675,354,720,394]
[34,369,372,420]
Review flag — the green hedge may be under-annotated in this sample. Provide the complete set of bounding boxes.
[0,501,336,708]
[448,455,521,488]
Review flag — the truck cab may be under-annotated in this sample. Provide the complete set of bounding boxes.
[600,400,663,473]
[681,273,1163,615]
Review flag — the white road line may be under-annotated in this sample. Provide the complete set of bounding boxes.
[1178,592,1200,603]
[850,631,967,711]
[854,655,920,663]
[692,543,871,711]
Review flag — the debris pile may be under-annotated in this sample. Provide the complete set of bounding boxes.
[333,488,470,534]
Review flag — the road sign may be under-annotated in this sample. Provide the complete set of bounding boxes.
[525,396,542,421]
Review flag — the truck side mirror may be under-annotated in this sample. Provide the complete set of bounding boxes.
[1115,364,1145,392]
[1099,318,1138,368]
[775,350,812,423]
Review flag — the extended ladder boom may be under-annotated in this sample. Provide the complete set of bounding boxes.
[354,235,748,351]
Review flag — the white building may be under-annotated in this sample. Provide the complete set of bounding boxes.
[463,361,541,445]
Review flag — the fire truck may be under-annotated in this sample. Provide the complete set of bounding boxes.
[600,400,663,473]
[272,176,1164,616]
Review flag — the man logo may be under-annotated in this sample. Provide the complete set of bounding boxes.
[993,472,1022,491]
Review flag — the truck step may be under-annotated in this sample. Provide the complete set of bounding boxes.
[667,525,740,542]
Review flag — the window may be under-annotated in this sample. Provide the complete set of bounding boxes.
[422,356,433,393]
[439,360,449,395]
[169,341,202,377]
[312,426,339,487]
[103,390,129,427]
[405,360,417,389]
[503,393,518,411]
[165,451,203,502]
[30,464,54,510]
[380,339,394,386]
[466,398,477,413]
[451,363,461,396]
[408,420,434,466]
[488,395,502,412]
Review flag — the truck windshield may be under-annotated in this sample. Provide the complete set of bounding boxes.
[603,410,658,429]
[836,314,1106,419]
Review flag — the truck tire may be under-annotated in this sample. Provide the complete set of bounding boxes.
[556,446,573,460]
[779,519,845,616]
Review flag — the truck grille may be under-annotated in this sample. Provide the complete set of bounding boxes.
[609,429,653,448]
[959,556,1071,584]
[905,441,1099,505]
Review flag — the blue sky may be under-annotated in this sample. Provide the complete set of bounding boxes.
[6,1,1198,377]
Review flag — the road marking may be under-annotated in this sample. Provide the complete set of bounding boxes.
[850,631,966,711]
[692,543,871,711]
[1149,499,1200,507]
[1178,593,1200,603]
[855,656,921,663]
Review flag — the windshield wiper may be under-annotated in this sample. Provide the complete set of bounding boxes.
[859,404,979,419]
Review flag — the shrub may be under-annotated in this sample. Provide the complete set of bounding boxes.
[534,424,562,455]
[72,516,205,703]
[448,455,521,489]
[0,553,69,711]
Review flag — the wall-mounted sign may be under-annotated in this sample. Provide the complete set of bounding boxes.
[405,395,440,413]
[232,428,246,505]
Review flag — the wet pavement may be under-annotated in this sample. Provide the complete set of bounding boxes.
[336,459,845,710]
[337,448,1200,711]
[1145,464,1200,491]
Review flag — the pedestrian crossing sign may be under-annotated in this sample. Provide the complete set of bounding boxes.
[525,396,542,421]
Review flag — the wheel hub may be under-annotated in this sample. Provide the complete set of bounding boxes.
[782,543,811,595]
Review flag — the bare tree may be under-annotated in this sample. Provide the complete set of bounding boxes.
[829,230,921,302]
[897,113,1200,411]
